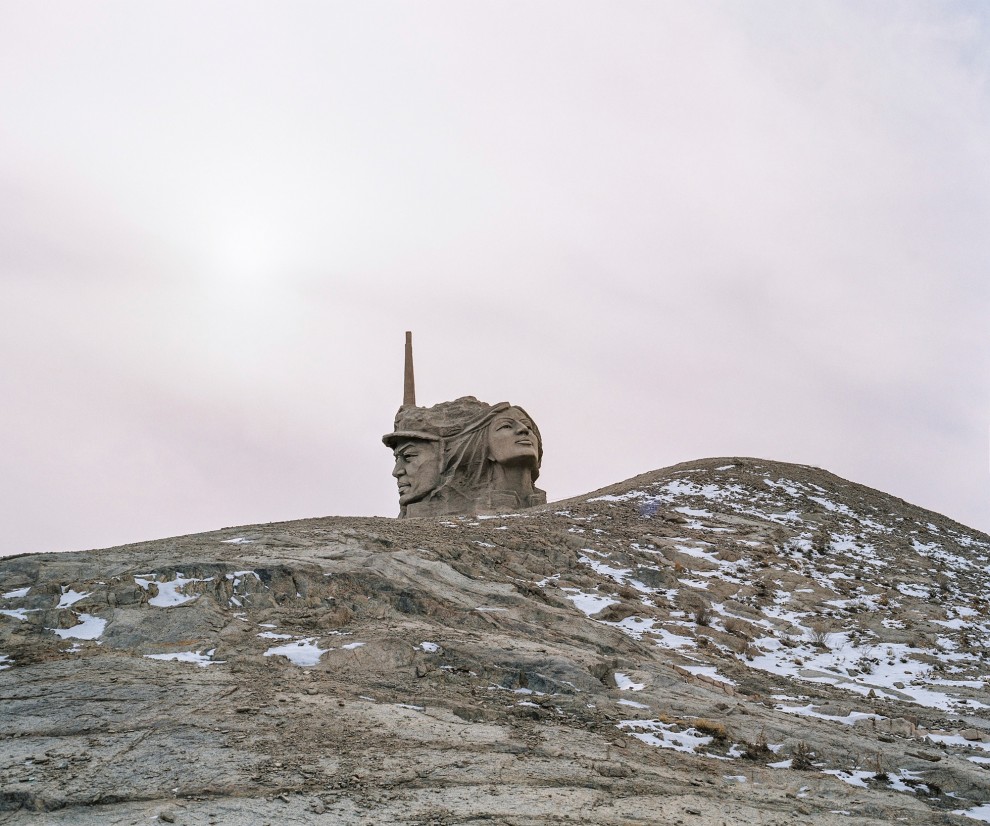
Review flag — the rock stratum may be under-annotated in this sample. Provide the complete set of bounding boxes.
[2,458,989,825]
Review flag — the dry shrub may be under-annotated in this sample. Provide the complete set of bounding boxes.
[693,606,712,627]
[693,719,729,742]
[808,620,833,649]
[743,729,773,761]
[791,741,816,770]
[723,617,750,639]
[740,642,759,661]
[870,750,887,780]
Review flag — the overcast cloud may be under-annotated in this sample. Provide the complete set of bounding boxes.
[1,1,988,556]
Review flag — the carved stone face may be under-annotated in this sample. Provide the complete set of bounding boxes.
[486,407,540,465]
[392,439,441,505]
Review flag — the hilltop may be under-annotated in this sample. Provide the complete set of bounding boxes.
[1,457,989,825]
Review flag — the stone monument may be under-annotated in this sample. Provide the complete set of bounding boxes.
[383,332,547,518]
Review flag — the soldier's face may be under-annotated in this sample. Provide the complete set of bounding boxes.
[392,440,441,505]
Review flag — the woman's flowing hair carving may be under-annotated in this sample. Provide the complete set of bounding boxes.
[436,403,543,500]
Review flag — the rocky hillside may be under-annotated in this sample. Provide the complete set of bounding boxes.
[2,457,989,825]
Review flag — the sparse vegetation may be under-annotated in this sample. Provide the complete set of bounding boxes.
[855,654,876,675]
[723,617,749,638]
[808,620,833,649]
[870,750,886,780]
[791,741,817,770]
[692,719,729,742]
[740,642,759,661]
[743,729,773,761]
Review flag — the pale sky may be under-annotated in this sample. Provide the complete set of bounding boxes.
[2,1,988,557]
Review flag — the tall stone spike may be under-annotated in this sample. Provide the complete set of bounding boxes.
[403,331,416,407]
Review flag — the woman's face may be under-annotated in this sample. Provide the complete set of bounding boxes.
[486,408,539,465]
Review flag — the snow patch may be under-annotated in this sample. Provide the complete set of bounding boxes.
[614,672,645,691]
[145,649,223,667]
[57,589,89,608]
[264,638,329,666]
[619,719,714,754]
[0,608,37,621]
[562,589,618,616]
[680,665,736,686]
[822,769,874,789]
[134,573,212,607]
[776,704,881,725]
[954,803,990,823]
[652,628,695,650]
[52,613,106,640]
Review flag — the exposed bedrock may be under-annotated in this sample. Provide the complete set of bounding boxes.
[2,458,988,824]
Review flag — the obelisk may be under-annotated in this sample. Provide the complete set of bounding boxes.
[403,331,416,407]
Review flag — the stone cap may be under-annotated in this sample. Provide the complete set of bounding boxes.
[382,430,441,448]
[382,396,506,448]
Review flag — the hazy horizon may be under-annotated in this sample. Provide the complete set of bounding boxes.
[2,1,988,557]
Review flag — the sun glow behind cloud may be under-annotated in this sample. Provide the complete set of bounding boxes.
[0,1,988,555]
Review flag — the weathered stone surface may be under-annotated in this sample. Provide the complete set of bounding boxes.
[384,397,546,518]
[382,334,546,518]
[2,457,989,824]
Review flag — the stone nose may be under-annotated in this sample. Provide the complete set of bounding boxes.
[392,462,405,478]
[514,421,530,435]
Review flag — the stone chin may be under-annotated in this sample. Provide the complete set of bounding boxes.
[493,442,539,465]
[398,483,430,506]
